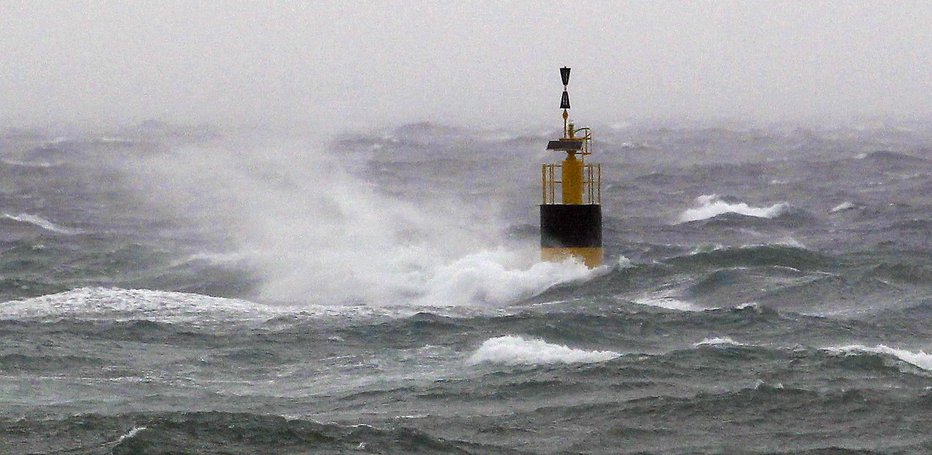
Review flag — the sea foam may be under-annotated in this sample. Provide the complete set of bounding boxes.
[678,194,789,223]
[467,335,620,365]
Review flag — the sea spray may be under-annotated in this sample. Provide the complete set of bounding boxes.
[121,142,597,307]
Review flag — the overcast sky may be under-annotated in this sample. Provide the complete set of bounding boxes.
[2,1,930,130]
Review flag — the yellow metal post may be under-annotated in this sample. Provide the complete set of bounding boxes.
[561,153,583,205]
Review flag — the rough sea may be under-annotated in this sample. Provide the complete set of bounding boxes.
[1,121,930,454]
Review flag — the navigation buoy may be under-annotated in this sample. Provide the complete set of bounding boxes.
[540,67,603,267]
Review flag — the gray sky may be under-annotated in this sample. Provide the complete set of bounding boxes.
[2,1,930,130]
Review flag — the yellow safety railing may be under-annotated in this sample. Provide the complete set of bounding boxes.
[541,162,601,205]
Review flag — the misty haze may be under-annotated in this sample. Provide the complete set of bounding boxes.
[1,3,930,454]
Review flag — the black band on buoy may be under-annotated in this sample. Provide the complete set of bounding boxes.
[540,204,602,248]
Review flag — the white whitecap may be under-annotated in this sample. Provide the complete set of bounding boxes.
[695,336,746,347]
[677,194,789,223]
[825,344,932,371]
[3,213,80,234]
[467,335,620,365]
[830,201,857,213]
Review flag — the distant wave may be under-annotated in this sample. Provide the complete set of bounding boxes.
[677,194,790,223]
[668,243,830,270]
[3,213,80,234]
[0,158,59,168]
[825,344,932,371]
[467,335,620,365]
[855,150,928,163]
[0,287,400,323]
[101,411,483,454]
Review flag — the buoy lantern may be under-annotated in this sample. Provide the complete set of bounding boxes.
[540,67,603,267]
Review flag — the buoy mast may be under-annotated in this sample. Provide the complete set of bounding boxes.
[540,67,603,267]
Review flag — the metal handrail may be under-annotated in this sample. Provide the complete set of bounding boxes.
[541,162,601,205]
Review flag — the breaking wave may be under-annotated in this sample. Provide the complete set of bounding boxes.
[467,335,621,365]
[677,194,790,223]
[419,250,600,306]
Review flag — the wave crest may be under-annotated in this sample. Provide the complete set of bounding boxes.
[677,194,790,223]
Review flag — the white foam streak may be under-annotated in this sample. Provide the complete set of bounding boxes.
[678,194,789,223]
[3,213,79,234]
[825,344,932,371]
[467,335,620,365]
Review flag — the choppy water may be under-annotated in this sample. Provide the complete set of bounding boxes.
[1,122,930,454]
